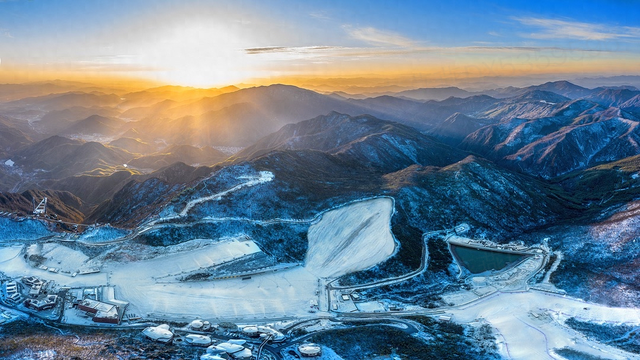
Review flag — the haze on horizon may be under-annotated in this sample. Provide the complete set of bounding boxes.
[1,0,639,91]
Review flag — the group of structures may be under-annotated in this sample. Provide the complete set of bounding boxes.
[67,286,128,324]
[142,321,322,359]
[2,276,60,314]
[1,275,129,325]
[142,324,254,359]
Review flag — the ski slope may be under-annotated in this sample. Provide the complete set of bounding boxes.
[305,197,395,278]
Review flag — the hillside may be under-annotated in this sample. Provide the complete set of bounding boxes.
[235,112,467,172]
[128,144,228,169]
[62,114,125,137]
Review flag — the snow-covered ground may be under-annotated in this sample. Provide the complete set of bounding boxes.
[450,291,640,360]
[40,243,89,272]
[305,197,395,278]
[0,197,397,322]
[0,245,107,287]
[108,198,394,320]
[107,237,261,281]
[113,266,318,320]
[355,301,385,312]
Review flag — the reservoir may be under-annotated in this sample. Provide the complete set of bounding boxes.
[450,244,528,274]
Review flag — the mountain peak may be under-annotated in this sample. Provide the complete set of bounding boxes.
[508,89,570,103]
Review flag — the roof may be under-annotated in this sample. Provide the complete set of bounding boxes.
[185,334,211,346]
[215,342,244,354]
[142,324,173,342]
[78,299,119,320]
[79,299,115,313]
[232,348,252,359]
[299,343,322,355]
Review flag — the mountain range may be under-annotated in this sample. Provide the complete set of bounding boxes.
[0,78,638,310]
[0,79,637,224]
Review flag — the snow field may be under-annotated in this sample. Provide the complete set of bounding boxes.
[0,245,107,287]
[0,197,399,322]
[103,237,317,320]
[107,238,261,280]
[114,267,317,320]
[450,291,640,360]
[40,243,89,272]
[0,245,22,264]
[112,198,395,320]
[305,197,395,278]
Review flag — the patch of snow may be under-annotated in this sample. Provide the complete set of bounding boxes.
[40,243,89,272]
[0,245,107,287]
[212,146,244,155]
[450,291,640,360]
[355,301,385,312]
[305,198,395,278]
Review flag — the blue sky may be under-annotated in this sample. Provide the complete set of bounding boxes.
[0,0,638,87]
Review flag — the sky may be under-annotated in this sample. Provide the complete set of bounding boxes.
[0,0,639,89]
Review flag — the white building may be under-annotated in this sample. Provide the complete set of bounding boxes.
[142,324,173,343]
[298,343,322,357]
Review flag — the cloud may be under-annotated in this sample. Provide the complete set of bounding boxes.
[245,43,615,63]
[513,16,640,41]
[245,46,345,55]
[0,28,12,38]
[309,11,331,20]
[343,26,415,47]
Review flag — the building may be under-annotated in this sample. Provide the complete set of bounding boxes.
[184,334,212,347]
[6,292,21,305]
[298,343,322,357]
[5,281,18,295]
[241,325,259,338]
[455,223,471,235]
[24,295,58,311]
[187,319,211,331]
[22,276,46,298]
[28,284,42,298]
[4,282,21,305]
[22,276,43,287]
[214,342,253,359]
[142,324,173,343]
[77,299,120,324]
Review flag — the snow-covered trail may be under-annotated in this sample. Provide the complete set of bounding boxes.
[178,171,274,217]
[542,252,562,284]
[450,291,640,360]
[77,171,276,244]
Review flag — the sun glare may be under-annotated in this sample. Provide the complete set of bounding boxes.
[138,22,260,87]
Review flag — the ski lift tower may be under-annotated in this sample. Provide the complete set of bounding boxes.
[33,197,47,215]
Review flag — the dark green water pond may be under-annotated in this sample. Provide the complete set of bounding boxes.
[450,244,527,274]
